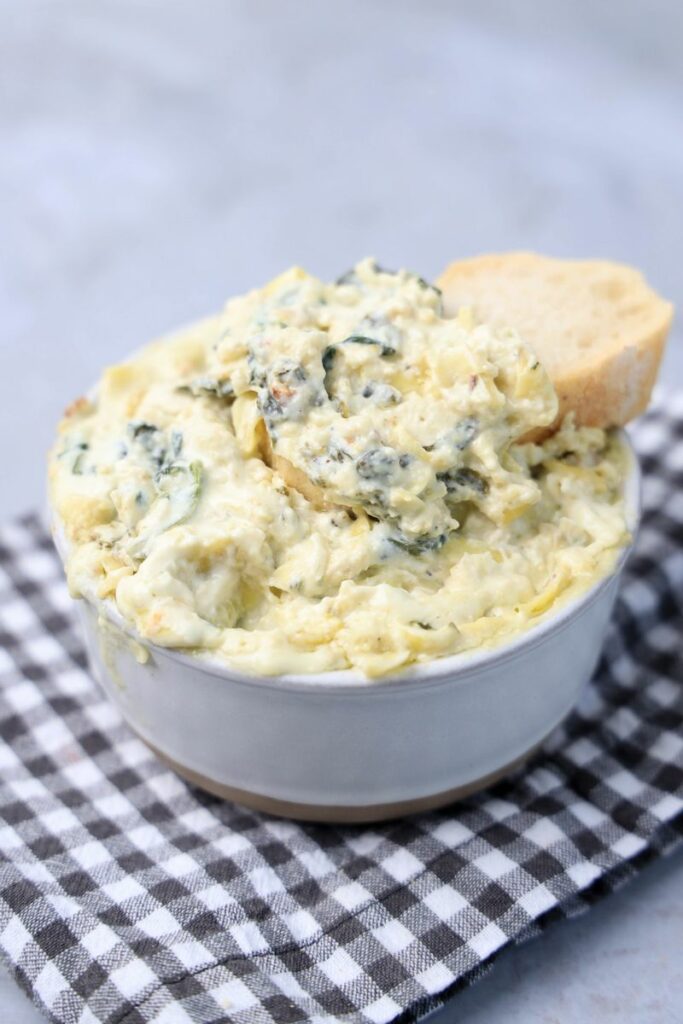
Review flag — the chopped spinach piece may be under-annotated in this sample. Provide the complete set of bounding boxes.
[58,441,89,475]
[156,461,203,525]
[128,422,190,478]
[250,351,317,430]
[391,532,448,556]
[322,335,396,404]
[356,447,399,482]
[171,430,184,458]
[438,467,489,497]
[360,381,401,405]
[335,262,440,300]
[424,418,478,455]
[259,391,285,421]
[452,416,479,451]
[128,422,168,470]
[356,447,413,481]
[273,361,307,384]
[158,462,202,493]
[322,346,337,373]
[328,439,352,463]
[350,314,402,358]
[342,335,396,357]
[72,449,87,475]
[128,460,203,558]
[178,377,234,399]
[335,261,396,285]
[414,275,442,296]
[321,345,337,400]
[129,422,159,444]
[247,354,267,389]
[335,268,358,286]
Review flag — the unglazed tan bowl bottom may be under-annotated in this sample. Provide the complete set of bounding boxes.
[143,734,546,824]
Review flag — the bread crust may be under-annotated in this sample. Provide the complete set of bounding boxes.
[437,252,674,431]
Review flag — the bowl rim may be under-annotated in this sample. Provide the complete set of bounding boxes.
[51,429,641,695]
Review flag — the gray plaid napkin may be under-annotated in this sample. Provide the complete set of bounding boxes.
[0,395,681,1024]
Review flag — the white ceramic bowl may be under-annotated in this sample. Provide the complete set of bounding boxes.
[52,432,640,823]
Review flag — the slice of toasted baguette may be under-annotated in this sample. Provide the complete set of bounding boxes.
[437,252,673,431]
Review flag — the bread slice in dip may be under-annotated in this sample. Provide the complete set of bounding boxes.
[437,252,673,433]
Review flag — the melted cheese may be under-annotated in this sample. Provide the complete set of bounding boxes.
[49,260,630,677]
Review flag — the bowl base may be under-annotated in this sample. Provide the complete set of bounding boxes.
[142,736,545,823]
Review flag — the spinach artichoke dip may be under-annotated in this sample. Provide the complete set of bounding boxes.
[50,260,629,677]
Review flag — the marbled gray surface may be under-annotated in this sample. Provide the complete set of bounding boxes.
[1,2,681,1021]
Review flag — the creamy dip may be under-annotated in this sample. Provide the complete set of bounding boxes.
[50,260,629,676]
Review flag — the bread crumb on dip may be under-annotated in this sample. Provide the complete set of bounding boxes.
[49,260,629,677]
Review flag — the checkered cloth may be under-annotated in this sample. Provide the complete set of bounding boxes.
[0,397,682,1024]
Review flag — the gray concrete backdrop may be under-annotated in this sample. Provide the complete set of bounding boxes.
[1,2,681,1022]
